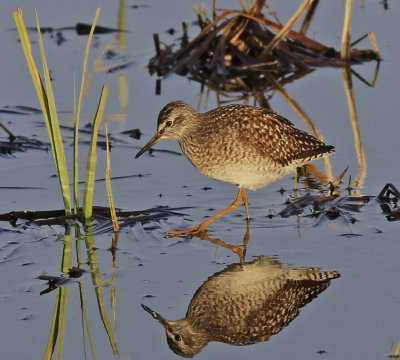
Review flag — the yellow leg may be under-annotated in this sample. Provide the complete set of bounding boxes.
[242,187,250,220]
[168,186,249,237]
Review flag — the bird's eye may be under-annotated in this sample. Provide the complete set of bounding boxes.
[175,334,182,341]
[166,121,173,127]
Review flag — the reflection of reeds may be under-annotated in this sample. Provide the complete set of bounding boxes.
[43,226,119,358]
[299,0,319,35]
[44,228,72,360]
[342,66,367,189]
[77,280,97,359]
[45,286,70,360]
[115,0,127,50]
[85,228,119,356]
[341,0,353,60]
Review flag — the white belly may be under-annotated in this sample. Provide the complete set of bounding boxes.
[200,163,295,190]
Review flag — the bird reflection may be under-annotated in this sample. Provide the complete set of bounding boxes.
[142,256,340,358]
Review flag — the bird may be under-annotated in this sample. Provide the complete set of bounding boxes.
[142,255,340,357]
[135,101,334,236]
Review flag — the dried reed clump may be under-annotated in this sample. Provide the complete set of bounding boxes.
[148,0,379,98]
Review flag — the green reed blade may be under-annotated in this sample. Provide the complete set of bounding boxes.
[82,86,109,222]
[73,73,79,213]
[74,8,101,214]
[105,122,120,232]
[35,10,72,215]
[13,8,72,215]
[13,9,51,144]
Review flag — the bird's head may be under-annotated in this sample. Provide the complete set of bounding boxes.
[135,101,198,158]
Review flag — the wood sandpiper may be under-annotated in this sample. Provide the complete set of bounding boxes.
[135,101,334,236]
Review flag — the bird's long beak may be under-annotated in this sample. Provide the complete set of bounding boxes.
[141,304,171,327]
[135,133,162,159]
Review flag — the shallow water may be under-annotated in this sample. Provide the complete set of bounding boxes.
[1,1,400,359]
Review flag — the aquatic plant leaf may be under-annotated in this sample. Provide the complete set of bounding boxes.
[35,10,72,215]
[14,8,72,215]
[74,8,101,214]
[82,85,109,222]
[105,122,120,232]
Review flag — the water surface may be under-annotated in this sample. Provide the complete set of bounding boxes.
[0,1,399,359]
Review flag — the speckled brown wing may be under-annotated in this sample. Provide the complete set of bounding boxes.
[235,108,334,166]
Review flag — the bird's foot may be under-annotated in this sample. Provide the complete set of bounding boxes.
[166,224,209,238]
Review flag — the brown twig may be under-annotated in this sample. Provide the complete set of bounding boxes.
[0,122,16,141]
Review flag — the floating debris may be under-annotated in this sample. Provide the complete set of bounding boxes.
[279,183,400,225]
[26,23,129,35]
[378,183,400,221]
[378,183,400,201]
[149,0,380,101]
[121,128,143,140]
[0,105,41,115]
[280,192,371,224]
[105,60,135,73]
[75,22,128,35]
[130,4,150,10]
[0,135,48,157]
[0,205,190,230]
[38,268,85,295]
